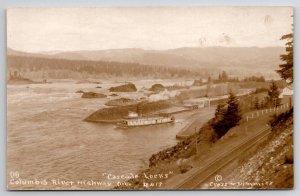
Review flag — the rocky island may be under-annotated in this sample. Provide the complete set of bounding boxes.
[109,83,137,92]
[105,98,139,106]
[81,92,107,98]
[84,100,173,123]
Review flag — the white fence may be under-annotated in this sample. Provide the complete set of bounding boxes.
[246,103,290,122]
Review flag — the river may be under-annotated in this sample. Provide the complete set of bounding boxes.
[7,80,197,189]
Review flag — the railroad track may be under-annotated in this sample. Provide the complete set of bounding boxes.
[168,127,271,189]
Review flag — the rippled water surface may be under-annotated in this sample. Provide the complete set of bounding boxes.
[7,81,193,189]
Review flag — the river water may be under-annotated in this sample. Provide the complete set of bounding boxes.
[7,80,195,189]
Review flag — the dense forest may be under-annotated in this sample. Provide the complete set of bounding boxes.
[7,55,201,80]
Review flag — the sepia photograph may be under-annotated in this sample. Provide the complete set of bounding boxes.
[6,7,294,190]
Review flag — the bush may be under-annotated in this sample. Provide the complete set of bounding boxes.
[285,147,293,164]
[179,165,193,174]
[253,87,268,94]
[269,108,293,127]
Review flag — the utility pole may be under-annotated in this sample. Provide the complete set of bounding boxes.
[195,127,198,155]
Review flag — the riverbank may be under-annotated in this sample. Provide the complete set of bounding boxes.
[113,105,292,190]
[7,78,46,85]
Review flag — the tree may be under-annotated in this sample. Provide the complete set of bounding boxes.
[254,97,260,110]
[214,102,227,122]
[243,75,265,82]
[207,76,212,83]
[260,100,266,109]
[212,92,242,139]
[268,81,281,107]
[217,71,229,82]
[277,33,293,84]
[206,78,211,97]
[225,92,242,127]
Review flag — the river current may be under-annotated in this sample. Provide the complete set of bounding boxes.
[7,80,193,189]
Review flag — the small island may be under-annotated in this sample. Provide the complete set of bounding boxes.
[149,84,165,92]
[105,98,138,106]
[85,100,172,123]
[109,83,137,92]
[81,92,107,98]
[7,70,37,84]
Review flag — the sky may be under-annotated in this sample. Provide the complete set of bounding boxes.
[7,7,293,52]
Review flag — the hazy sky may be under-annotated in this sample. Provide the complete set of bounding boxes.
[7,7,293,52]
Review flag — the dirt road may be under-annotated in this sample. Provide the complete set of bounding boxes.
[176,107,216,139]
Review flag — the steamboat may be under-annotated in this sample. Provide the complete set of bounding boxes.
[117,111,175,128]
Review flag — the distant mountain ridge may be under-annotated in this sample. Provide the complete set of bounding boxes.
[7,47,285,78]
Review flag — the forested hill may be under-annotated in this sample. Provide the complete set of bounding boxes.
[8,47,284,70]
[7,47,285,79]
[7,55,200,79]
